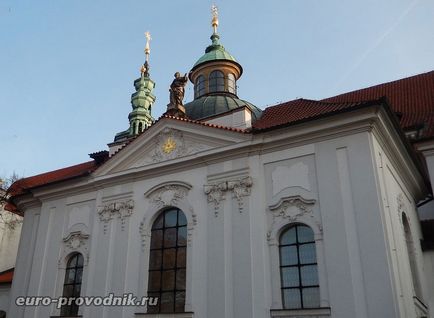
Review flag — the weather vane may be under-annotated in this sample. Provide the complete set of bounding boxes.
[211,5,219,34]
[141,31,152,75]
[144,31,151,63]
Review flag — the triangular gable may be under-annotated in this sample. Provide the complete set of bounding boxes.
[94,117,250,176]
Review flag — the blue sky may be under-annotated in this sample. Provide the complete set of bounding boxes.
[1,0,434,178]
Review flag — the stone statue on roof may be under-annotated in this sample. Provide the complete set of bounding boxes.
[169,72,188,107]
[166,72,188,118]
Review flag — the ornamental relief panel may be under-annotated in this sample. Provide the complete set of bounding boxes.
[59,230,90,266]
[140,128,209,165]
[141,182,196,251]
[267,194,321,244]
[97,199,134,233]
[204,176,253,215]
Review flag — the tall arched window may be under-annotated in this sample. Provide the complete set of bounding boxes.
[138,122,143,133]
[403,214,422,298]
[195,75,206,98]
[147,208,187,313]
[209,71,225,93]
[61,253,84,316]
[227,73,236,94]
[279,224,319,309]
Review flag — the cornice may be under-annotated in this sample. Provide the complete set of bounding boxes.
[370,107,428,199]
[14,105,426,204]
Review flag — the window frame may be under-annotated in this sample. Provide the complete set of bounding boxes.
[60,253,84,317]
[208,70,225,93]
[147,207,187,314]
[279,224,320,309]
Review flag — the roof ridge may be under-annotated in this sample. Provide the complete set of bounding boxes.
[322,70,434,101]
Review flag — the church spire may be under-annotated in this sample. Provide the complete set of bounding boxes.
[210,5,220,46]
[113,32,155,143]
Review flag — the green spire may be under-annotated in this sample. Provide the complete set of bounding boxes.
[114,33,155,142]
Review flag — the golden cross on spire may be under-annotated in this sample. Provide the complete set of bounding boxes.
[144,31,151,63]
[211,5,219,34]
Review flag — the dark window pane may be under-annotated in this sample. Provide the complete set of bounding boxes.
[176,268,186,290]
[283,289,301,309]
[175,291,185,312]
[160,292,174,313]
[76,254,84,267]
[301,265,318,286]
[147,208,188,314]
[148,271,161,292]
[152,214,164,229]
[62,285,74,298]
[165,210,177,227]
[60,305,71,316]
[161,270,175,291]
[178,226,187,247]
[177,247,186,268]
[74,284,82,297]
[302,287,320,308]
[75,268,83,284]
[163,249,176,269]
[280,246,298,266]
[149,250,162,270]
[65,269,76,284]
[68,255,78,268]
[299,243,316,264]
[151,230,163,249]
[280,228,296,245]
[196,75,206,97]
[209,71,225,92]
[164,228,177,248]
[147,292,159,313]
[178,212,187,226]
[70,304,79,316]
[281,267,299,288]
[297,225,314,243]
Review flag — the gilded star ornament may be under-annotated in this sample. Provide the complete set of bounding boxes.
[162,137,176,154]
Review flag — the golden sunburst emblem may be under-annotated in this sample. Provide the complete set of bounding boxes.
[162,137,176,154]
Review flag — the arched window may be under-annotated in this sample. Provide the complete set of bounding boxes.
[195,75,206,98]
[403,214,422,298]
[61,253,84,316]
[279,224,319,309]
[138,122,143,133]
[147,208,187,313]
[227,73,236,94]
[209,71,225,93]
[132,122,137,135]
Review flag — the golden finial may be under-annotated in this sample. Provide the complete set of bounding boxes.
[144,31,151,63]
[211,5,219,34]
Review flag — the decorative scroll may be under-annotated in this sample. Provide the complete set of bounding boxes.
[97,199,134,233]
[204,176,253,216]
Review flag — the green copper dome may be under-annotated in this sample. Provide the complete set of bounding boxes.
[184,95,262,120]
[192,34,242,72]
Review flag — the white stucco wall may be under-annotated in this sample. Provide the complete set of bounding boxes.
[8,114,428,318]
[0,207,23,272]
[371,135,429,317]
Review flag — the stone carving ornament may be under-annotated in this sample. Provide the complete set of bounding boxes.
[204,176,253,215]
[142,128,207,164]
[97,199,134,233]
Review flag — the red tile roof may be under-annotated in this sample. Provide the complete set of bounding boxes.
[162,114,248,133]
[0,268,14,284]
[9,71,433,198]
[252,98,380,130]
[322,71,434,138]
[9,161,97,197]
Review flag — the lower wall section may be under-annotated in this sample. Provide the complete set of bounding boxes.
[270,307,331,317]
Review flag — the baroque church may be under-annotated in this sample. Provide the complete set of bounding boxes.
[3,8,434,318]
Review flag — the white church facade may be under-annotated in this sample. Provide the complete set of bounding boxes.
[4,11,434,318]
